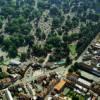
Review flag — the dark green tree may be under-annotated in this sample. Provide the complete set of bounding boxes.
[8,45,18,58]
[20,53,27,62]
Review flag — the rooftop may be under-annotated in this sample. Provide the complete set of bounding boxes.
[54,80,66,91]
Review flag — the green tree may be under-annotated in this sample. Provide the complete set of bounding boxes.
[0,35,4,45]
[65,56,72,66]
[72,96,79,100]
[3,38,12,51]
[47,36,61,47]
[8,45,18,58]
[72,17,79,28]
[20,53,27,62]
[35,28,42,39]
[25,35,34,47]
[68,68,73,73]
[0,19,3,29]
[20,23,32,35]
[0,72,8,79]
[50,6,61,16]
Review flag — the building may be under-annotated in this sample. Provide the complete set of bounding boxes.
[66,73,92,92]
[26,83,36,96]
[0,78,12,89]
[77,63,100,77]
[54,80,66,92]
[5,89,13,100]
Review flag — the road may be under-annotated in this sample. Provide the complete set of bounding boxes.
[42,53,51,67]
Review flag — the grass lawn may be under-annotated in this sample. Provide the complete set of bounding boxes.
[0,60,9,66]
[69,44,77,56]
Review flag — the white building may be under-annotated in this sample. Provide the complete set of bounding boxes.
[5,89,13,100]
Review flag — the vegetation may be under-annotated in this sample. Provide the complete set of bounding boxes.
[20,53,27,62]
[68,62,81,76]
[67,90,85,100]
[69,44,77,56]
[0,72,8,79]
[0,0,99,62]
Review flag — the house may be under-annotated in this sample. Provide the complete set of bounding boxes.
[54,80,66,92]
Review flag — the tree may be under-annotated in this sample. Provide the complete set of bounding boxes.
[8,45,18,58]
[63,34,68,42]
[44,44,52,53]
[1,6,15,18]
[61,42,70,57]
[68,68,73,73]
[65,56,72,66]
[52,17,63,29]
[72,17,79,28]
[0,35,4,45]
[24,35,34,47]
[0,19,3,29]
[32,45,46,57]
[72,96,79,100]
[0,72,8,79]
[71,64,78,72]
[47,36,61,47]
[64,20,72,32]
[10,35,22,47]
[50,6,61,16]
[5,19,20,33]
[20,23,32,35]
[3,38,12,51]
[35,28,42,39]
[37,1,50,10]
[20,53,27,62]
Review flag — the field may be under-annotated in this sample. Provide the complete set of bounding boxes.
[69,43,77,57]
